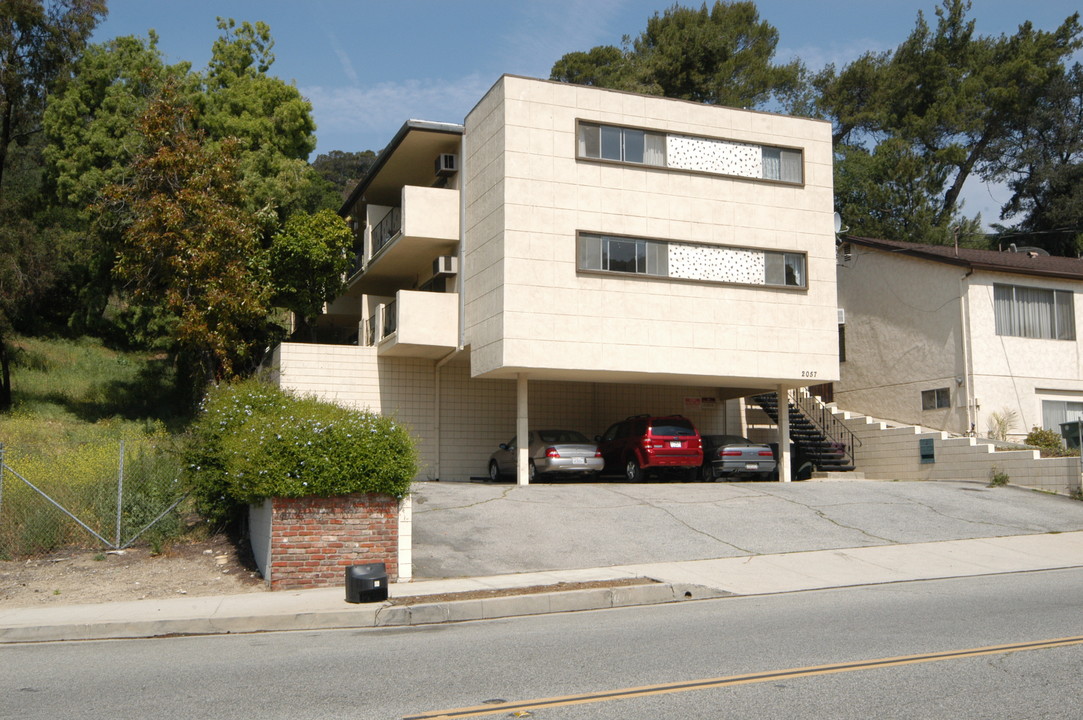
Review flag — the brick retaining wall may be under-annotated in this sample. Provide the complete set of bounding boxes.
[262,493,400,591]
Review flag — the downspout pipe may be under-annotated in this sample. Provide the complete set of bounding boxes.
[959,269,974,434]
[457,129,467,352]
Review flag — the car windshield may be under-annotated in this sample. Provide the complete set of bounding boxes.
[649,420,696,436]
[537,430,590,444]
[720,435,756,445]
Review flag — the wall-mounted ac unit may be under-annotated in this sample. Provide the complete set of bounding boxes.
[837,308,846,325]
[433,255,458,277]
[435,153,458,177]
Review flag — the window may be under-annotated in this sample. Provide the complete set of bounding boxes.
[1042,400,1083,433]
[578,234,668,276]
[578,232,805,289]
[761,147,803,183]
[764,252,806,287]
[578,122,802,183]
[578,123,666,166]
[838,324,846,362]
[921,388,950,410]
[994,284,1075,340]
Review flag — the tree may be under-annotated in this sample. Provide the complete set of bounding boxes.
[816,0,1081,244]
[0,0,104,411]
[199,18,320,230]
[550,1,800,109]
[267,209,353,339]
[100,81,270,390]
[991,63,1083,255]
[311,149,376,201]
[0,0,105,205]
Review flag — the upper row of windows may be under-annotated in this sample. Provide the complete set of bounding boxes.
[577,122,804,185]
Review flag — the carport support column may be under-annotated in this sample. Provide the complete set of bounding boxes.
[777,385,791,483]
[517,374,530,486]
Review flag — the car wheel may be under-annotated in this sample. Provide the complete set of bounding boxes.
[529,460,537,482]
[625,457,645,482]
[698,463,713,482]
[488,460,501,482]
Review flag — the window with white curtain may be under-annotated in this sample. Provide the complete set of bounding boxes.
[578,123,666,167]
[994,284,1075,340]
[1042,400,1083,434]
[577,121,801,183]
[578,232,805,289]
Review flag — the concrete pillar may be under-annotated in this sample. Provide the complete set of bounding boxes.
[778,385,791,482]
[517,373,530,486]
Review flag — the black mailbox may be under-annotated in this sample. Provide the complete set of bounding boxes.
[345,563,389,603]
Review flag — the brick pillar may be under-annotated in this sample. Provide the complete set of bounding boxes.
[265,493,399,591]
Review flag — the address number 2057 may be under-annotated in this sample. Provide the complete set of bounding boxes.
[801,370,818,378]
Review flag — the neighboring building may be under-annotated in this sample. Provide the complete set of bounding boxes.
[835,236,1083,443]
[269,74,839,483]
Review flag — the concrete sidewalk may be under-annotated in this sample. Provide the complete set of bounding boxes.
[3,530,1081,643]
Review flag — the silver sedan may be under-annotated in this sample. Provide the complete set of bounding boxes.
[700,434,778,481]
[488,430,604,481]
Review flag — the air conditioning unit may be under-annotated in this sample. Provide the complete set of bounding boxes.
[435,153,458,177]
[433,255,458,277]
[837,308,846,325]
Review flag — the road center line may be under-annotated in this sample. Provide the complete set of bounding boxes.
[404,635,1083,719]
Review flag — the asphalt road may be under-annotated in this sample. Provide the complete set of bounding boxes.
[4,567,1081,719]
[411,479,1083,578]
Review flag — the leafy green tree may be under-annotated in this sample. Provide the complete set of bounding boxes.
[990,63,1083,255]
[267,209,353,339]
[0,0,105,411]
[199,18,320,229]
[817,0,1081,243]
[100,81,270,390]
[0,0,105,205]
[311,149,376,201]
[550,1,800,109]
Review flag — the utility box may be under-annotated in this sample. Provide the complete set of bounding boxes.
[345,563,389,603]
[1059,421,1082,452]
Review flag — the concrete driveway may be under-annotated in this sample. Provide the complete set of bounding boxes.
[411,479,1083,579]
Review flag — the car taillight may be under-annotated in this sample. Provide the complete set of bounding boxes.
[721,451,742,456]
[546,447,560,458]
[594,449,603,457]
[758,450,773,457]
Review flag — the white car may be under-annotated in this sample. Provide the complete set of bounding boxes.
[489,430,604,481]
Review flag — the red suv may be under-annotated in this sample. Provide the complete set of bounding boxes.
[597,415,703,482]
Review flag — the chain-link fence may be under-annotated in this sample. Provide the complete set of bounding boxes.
[0,441,189,560]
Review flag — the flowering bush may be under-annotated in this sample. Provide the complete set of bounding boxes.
[184,379,417,523]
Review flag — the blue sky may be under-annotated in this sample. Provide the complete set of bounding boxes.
[92,0,1082,225]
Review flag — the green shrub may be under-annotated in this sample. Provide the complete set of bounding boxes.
[1024,426,1071,457]
[184,379,417,523]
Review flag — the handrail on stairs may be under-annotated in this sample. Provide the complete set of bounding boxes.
[789,387,861,467]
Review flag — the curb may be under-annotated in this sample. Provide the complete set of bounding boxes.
[0,583,727,644]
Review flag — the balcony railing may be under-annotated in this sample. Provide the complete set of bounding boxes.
[365,314,377,346]
[371,207,402,257]
[382,300,397,338]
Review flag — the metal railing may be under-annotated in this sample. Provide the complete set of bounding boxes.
[365,314,377,346]
[791,387,861,466]
[382,300,397,338]
[371,206,402,257]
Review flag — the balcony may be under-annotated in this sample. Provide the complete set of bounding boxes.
[370,290,458,359]
[346,186,459,296]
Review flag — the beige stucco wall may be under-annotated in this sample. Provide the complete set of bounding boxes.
[273,342,741,482]
[836,246,969,433]
[464,76,838,389]
[965,274,1083,438]
[837,245,1083,440]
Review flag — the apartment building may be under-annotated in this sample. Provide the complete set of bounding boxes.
[269,74,839,483]
[836,236,1083,442]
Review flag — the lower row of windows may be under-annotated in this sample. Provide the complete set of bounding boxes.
[577,232,806,288]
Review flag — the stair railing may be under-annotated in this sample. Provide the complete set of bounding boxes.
[789,387,861,467]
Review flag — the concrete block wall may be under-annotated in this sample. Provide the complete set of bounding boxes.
[835,408,1081,495]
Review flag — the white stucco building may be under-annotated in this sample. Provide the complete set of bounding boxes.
[836,236,1083,442]
[269,75,839,483]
